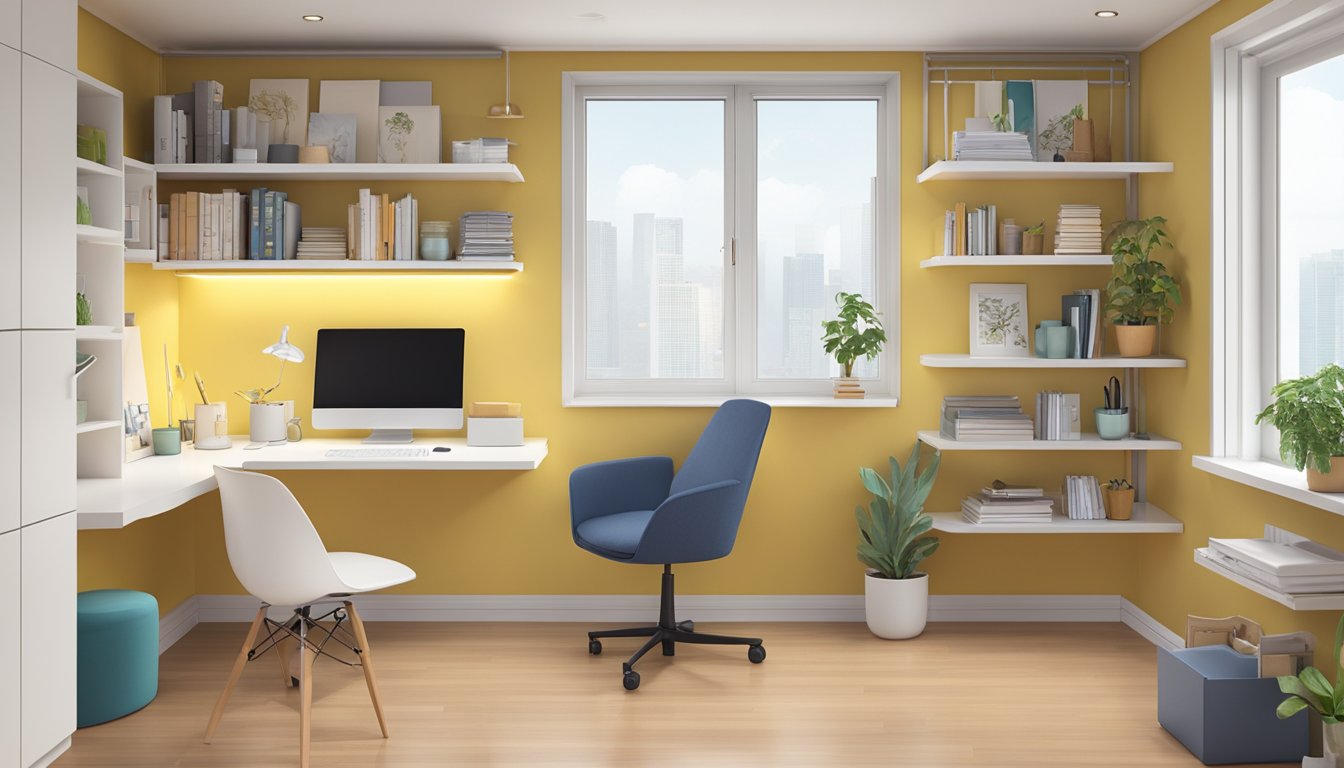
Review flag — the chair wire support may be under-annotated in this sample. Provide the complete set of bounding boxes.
[247,603,364,669]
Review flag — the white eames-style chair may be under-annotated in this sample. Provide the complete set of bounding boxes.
[205,466,416,768]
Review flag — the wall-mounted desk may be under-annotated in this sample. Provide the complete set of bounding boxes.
[76,437,548,530]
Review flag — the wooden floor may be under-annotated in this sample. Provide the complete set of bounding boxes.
[59,621,1290,767]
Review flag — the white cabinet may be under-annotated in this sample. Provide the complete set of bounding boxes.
[20,331,73,527]
[19,0,74,74]
[20,512,75,768]
[0,0,17,51]
[0,47,18,331]
[0,333,18,534]
[20,55,73,330]
[0,529,18,768]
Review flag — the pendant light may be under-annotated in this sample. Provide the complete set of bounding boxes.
[487,49,524,119]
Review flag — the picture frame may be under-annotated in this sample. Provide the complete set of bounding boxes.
[248,78,310,147]
[307,113,357,163]
[969,283,1029,357]
[378,105,441,163]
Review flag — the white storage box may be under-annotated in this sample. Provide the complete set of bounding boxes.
[467,417,524,447]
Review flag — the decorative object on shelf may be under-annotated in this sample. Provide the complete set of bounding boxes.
[989,112,1010,132]
[1095,375,1130,440]
[420,220,452,260]
[452,137,512,164]
[821,291,885,393]
[1103,478,1134,520]
[1275,612,1344,766]
[1037,103,1085,162]
[1033,81,1087,161]
[1006,80,1036,158]
[487,49,524,119]
[307,113,355,163]
[287,416,303,442]
[380,80,432,107]
[249,402,288,445]
[1105,216,1182,357]
[74,352,96,425]
[266,144,299,163]
[193,402,231,450]
[76,186,92,225]
[1043,324,1073,359]
[151,426,181,455]
[232,147,258,163]
[1000,217,1021,255]
[1064,112,1095,162]
[856,443,941,640]
[1254,363,1344,493]
[378,106,441,163]
[318,80,380,162]
[75,276,91,326]
[248,79,309,147]
[297,145,330,164]
[968,283,1028,357]
[1022,222,1044,255]
[77,124,108,164]
[1034,319,1059,357]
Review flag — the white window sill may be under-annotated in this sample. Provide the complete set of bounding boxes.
[1192,455,1344,517]
[565,395,900,408]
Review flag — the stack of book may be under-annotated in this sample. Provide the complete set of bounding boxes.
[153,80,226,164]
[1203,534,1344,594]
[347,190,418,261]
[164,190,248,260]
[296,228,347,260]
[941,203,998,257]
[1061,289,1102,358]
[961,482,1054,525]
[1063,475,1105,520]
[1054,204,1103,254]
[459,211,515,261]
[833,378,864,399]
[939,396,1034,441]
[951,131,1034,161]
[1034,392,1081,440]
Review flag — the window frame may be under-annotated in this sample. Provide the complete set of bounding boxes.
[561,71,901,406]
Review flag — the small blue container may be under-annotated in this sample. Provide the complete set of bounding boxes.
[1095,408,1130,440]
[151,427,181,455]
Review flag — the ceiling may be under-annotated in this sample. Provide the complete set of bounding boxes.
[80,0,1217,53]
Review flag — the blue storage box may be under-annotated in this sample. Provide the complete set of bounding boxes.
[1158,645,1308,764]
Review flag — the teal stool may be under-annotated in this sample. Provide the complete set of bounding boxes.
[77,590,159,727]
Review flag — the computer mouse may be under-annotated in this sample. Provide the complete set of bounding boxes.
[432,446,452,453]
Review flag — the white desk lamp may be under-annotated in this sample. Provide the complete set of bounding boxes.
[246,326,305,448]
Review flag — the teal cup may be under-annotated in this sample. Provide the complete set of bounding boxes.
[1095,408,1130,440]
[151,427,182,455]
[1035,321,1061,358]
[1045,325,1074,359]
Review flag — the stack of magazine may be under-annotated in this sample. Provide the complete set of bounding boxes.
[951,131,1034,161]
[1203,533,1344,594]
[961,481,1053,525]
[939,395,1034,441]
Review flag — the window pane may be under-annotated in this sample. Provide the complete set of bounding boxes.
[755,100,878,380]
[1280,54,1344,380]
[585,100,725,380]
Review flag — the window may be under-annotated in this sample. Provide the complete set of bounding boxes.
[562,73,899,404]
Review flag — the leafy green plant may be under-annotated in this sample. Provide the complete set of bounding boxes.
[990,112,1011,132]
[1277,612,1344,723]
[1037,103,1085,156]
[855,443,941,580]
[821,291,886,378]
[1105,216,1182,326]
[1104,478,1133,491]
[1255,363,1344,474]
[1024,222,1044,235]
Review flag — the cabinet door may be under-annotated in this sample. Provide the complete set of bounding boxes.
[0,47,18,331]
[19,0,74,74]
[20,55,73,330]
[0,333,17,535]
[20,331,73,527]
[0,0,16,51]
[20,513,75,768]
[0,530,18,768]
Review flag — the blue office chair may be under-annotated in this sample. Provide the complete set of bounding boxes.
[569,399,772,690]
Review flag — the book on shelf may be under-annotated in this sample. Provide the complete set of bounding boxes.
[1061,289,1102,358]
[347,189,420,261]
[1053,204,1103,255]
[164,190,252,261]
[961,481,1054,524]
[1205,534,1344,594]
[1034,392,1081,440]
[942,202,997,257]
[951,131,1034,161]
[459,211,515,261]
[939,395,1034,441]
[1063,476,1105,520]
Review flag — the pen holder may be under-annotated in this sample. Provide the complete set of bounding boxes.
[1095,407,1130,440]
[151,427,181,456]
[179,418,195,444]
[194,403,231,450]
[249,403,288,444]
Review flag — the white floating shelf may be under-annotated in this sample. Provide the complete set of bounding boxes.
[76,420,121,435]
[74,326,122,342]
[917,430,1181,451]
[152,259,523,274]
[155,162,524,183]
[122,158,155,174]
[916,161,1175,183]
[75,157,121,179]
[930,503,1182,534]
[76,225,125,245]
[1193,548,1344,610]
[920,255,1113,268]
[920,354,1187,369]
[124,248,157,263]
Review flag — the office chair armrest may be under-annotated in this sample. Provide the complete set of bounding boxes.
[569,456,675,528]
[633,479,743,564]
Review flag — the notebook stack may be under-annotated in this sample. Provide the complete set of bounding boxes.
[1203,534,1344,594]
[295,227,347,260]
[961,482,1054,525]
[1054,204,1103,254]
[939,396,1034,441]
[459,211,515,261]
[1063,475,1105,520]
[951,131,1034,161]
[451,137,512,164]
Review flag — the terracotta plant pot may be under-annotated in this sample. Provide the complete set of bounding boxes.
[1104,487,1135,520]
[1114,324,1157,357]
[1306,456,1344,493]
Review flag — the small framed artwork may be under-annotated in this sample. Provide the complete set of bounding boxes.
[969,283,1029,357]
[378,105,441,163]
[308,113,357,163]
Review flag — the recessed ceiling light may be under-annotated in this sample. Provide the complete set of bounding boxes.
[302,14,324,22]
[1094,10,1119,17]
[576,12,605,21]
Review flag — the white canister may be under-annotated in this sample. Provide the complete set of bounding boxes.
[194,403,232,450]
[249,402,288,443]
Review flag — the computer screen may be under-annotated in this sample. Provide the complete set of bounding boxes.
[312,328,465,441]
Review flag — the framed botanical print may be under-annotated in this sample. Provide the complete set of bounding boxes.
[969,283,1029,357]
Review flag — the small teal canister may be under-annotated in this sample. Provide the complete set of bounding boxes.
[420,221,452,261]
[1035,320,1061,358]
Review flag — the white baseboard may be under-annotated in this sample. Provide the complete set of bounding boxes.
[153,593,1184,654]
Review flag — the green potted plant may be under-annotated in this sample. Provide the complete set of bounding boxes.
[855,443,940,639]
[821,291,886,399]
[1038,103,1084,162]
[1255,363,1344,492]
[1102,478,1134,520]
[1022,222,1045,255]
[1276,612,1344,765]
[1105,216,1182,357]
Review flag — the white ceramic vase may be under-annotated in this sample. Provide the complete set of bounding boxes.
[864,571,929,639]
[1303,722,1344,768]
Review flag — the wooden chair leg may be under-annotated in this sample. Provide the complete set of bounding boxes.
[344,601,390,738]
[299,636,314,768]
[204,606,267,743]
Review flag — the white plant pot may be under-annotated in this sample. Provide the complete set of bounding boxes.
[864,571,929,639]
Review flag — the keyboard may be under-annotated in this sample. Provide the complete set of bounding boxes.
[324,447,430,458]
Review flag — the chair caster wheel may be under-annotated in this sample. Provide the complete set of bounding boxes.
[588,640,602,655]
[748,644,766,663]
[677,620,695,632]
[622,671,640,690]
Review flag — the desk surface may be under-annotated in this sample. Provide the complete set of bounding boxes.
[77,437,548,530]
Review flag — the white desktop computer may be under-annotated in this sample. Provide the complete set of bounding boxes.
[311,328,465,443]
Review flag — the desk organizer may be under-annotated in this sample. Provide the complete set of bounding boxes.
[468,417,524,447]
